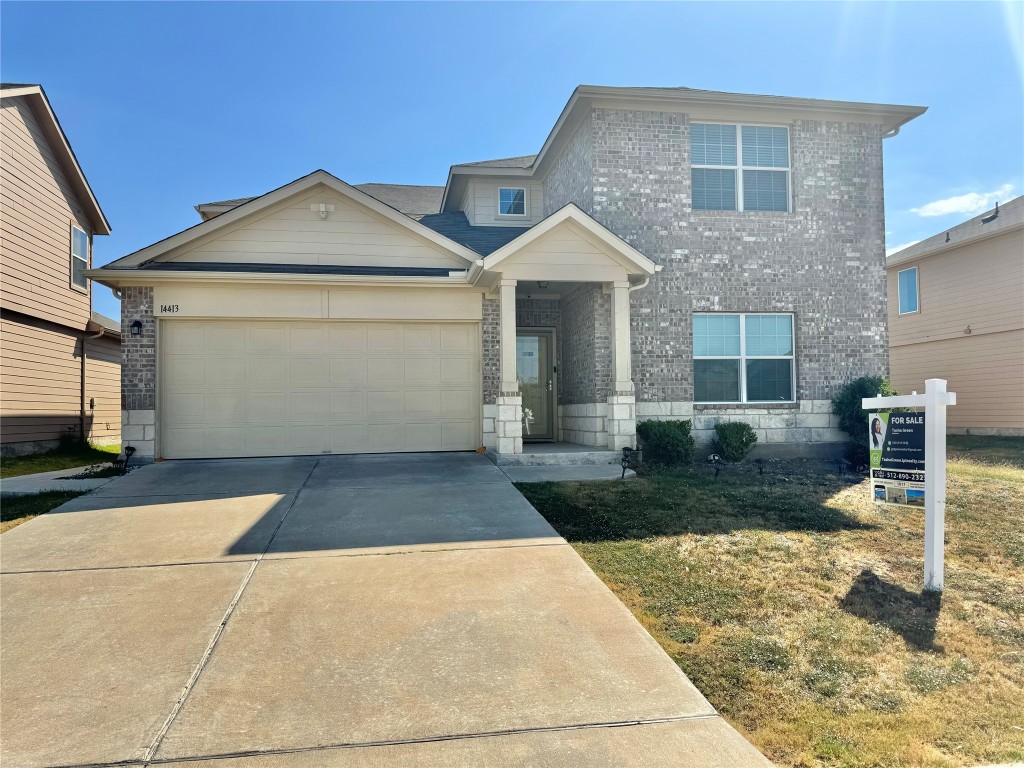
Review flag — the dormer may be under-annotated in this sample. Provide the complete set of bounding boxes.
[441,156,544,228]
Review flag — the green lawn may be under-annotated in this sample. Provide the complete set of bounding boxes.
[518,436,1024,768]
[0,443,120,479]
[0,490,87,533]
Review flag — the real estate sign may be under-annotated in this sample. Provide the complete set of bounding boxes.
[869,412,925,507]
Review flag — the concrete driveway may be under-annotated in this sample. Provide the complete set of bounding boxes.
[0,453,770,767]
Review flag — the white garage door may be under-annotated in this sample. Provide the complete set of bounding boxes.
[160,320,480,459]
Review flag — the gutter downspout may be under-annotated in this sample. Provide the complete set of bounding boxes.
[80,326,105,445]
[629,264,663,293]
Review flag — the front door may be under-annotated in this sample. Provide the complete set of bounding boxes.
[516,330,555,441]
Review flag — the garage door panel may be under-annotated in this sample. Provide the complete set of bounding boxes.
[248,360,288,386]
[251,325,288,352]
[161,320,479,459]
[367,359,402,386]
[248,392,288,421]
[406,358,441,385]
[405,390,441,417]
[367,326,401,351]
[442,422,475,449]
[441,358,472,386]
[289,358,328,386]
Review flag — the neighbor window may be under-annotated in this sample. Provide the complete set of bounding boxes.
[693,313,795,402]
[498,187,526,216]
[898,267,919,314]
[71,225,89,289]
[691,124,790,212]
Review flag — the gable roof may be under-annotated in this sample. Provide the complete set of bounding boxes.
[418,212,530,255]
[473,203,658,280]
[0,83,111,235]
[196,183,443,220]
[886,195,1023,268]
[101,170,480,270]
[454,155,537,169]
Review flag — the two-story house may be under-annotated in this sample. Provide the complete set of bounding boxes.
[886,195,1023,436]
[1,83,119,456]
[86,85,924,462]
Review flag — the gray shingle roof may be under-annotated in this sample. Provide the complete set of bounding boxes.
[198,183,444,219]
[417,212,530,256]
[455,155,537,169]
[887,195,1023,264]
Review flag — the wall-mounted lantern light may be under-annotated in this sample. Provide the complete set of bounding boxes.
[130,320,143,337]
[536,281,549,289]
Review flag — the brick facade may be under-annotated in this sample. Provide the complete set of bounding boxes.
[543,107,888,446]
[121,286,155,411]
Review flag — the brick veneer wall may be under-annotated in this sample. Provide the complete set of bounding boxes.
[121,286,155,411]
[544,112,593,216]
[544,107,889,414]
[482,294,500,405]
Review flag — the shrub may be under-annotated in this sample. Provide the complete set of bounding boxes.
[831,376,900,442]
[713,421,758,462]
[636,419,696,467]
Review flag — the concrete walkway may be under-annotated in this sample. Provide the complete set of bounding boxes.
[0,464,117,495]
[0,453,771,767]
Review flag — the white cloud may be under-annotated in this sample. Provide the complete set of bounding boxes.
[886,240,921,257]
[911,184,1014,218]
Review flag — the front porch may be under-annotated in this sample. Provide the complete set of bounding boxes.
[474,206,659,458]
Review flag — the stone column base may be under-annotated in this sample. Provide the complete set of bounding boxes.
[605,394,636,450]
[495,394,523,455]
[122,409,157,460]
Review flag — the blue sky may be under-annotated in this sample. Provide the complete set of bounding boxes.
[3,1,1021,320]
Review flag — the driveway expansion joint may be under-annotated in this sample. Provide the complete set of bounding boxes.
[141,460,321,764]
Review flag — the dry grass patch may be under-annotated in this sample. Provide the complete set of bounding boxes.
[518,439,1024,768]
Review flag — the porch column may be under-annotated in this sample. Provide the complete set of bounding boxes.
[606,280,637,450]
[496,279,523,455]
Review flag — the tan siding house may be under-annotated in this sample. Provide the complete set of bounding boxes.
[886,196,1024,435]
[1,83,118,454]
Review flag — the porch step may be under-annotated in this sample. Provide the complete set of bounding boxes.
[486,449,622,467]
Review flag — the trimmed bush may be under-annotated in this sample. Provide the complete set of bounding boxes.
[636,419,696,467]
[831,376,900,442]
[713,421,758,461]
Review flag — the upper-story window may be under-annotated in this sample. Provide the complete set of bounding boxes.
[498,187,527,216]
[897,267,919,315]
[691,124,791,212]
[71,225,89,290]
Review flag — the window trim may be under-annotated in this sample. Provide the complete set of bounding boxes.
[897,266,920,316]
[690,122,792,213]
[693,312,797,404]
[496,186,528,218]
[70,223,89,293]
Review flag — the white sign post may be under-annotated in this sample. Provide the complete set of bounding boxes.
[863,378,956,592]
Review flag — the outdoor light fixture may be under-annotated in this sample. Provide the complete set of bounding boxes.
[130,320,143,337]
[537,281,549,289]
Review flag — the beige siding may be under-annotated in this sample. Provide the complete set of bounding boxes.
[84,334,121,445]
[890,330,1024,431]
[494,221,633,283]
[463,179,545,227]
[0,317,120,448]
[888,227,1024,432]
[168,188,466,269]
[1,95,92,329]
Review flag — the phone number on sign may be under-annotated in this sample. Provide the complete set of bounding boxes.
[872,469,925,482]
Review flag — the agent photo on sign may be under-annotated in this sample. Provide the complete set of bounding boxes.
[870,416,887,449]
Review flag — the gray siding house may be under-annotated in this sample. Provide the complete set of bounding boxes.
[88,85,925,462]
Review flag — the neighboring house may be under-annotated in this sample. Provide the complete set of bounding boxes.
[886,195,1024,436]
[87,85,924,462]
[0,83,119,455]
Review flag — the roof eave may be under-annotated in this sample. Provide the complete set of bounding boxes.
[84,267,474,290]
[1,85,112,234]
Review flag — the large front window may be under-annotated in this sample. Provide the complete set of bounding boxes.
[691,124,791,212]
[693,313,795,402]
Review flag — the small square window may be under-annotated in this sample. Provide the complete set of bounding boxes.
[71,225,89,289]
[898,267,919,314]
[499,187,526,216]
